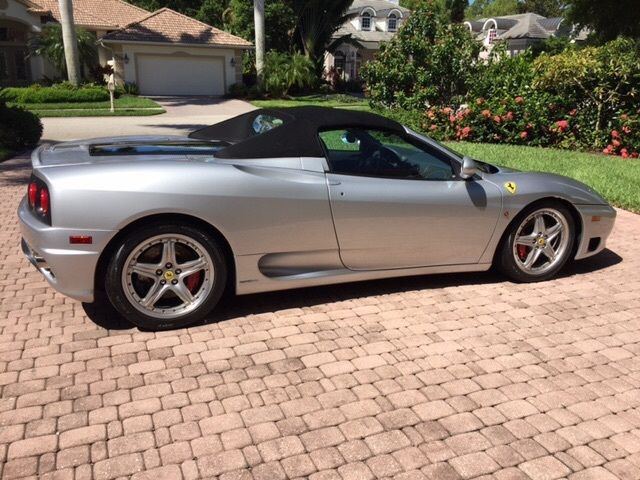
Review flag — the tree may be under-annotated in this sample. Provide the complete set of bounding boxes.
[254,0,265,83]
[565,0,640,42]
[466,0,518,18]
[58,0,81,85]
[227,0,296,53]
[28,24,97,78]
[446,0,467,22]
[362,3,483,108]
[195,0,231,28]
[292,0,352,70]
[517,0,566,17]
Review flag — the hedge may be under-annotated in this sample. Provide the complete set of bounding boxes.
[1,82,110,104]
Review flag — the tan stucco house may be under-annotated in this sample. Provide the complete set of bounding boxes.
[0,0,252,95]
[325,0,410,81]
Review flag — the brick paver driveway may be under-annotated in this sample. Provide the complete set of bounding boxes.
[1,155,640,480]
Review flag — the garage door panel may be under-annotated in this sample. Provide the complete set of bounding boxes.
[137,54,225,96]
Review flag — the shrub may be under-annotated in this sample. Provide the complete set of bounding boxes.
[263,51,316,97]
[0,100,43,151]
[533,38,640,143]
[0,82,110,104]
[362,3,482,110]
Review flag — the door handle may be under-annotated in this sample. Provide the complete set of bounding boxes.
[328,180,342,186]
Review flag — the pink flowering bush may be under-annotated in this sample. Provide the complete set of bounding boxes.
[602,113,640,158]
[421,93,581,149]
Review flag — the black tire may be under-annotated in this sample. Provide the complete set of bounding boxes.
[105,222,227,330]
[498,201,576,283]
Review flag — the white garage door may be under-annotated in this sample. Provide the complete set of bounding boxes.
[137,54,225,96]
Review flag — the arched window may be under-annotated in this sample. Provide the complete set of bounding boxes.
[388,13,398,32]
[361,12,372,31]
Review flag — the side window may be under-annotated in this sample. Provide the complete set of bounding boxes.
[318,129,455,180]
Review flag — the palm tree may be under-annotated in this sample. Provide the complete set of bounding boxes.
[28,24,97,79]
[254,0,265,84]
[293,0,352,71]
[59,0,81,85]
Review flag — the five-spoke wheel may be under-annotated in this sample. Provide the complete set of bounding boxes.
[105,223,227,330]
[499,202,575,282]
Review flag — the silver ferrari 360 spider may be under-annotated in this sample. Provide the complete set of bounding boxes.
[19,107,616,329]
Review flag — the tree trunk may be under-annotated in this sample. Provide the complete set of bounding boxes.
[58,0,81,86]
[254,0,265,85]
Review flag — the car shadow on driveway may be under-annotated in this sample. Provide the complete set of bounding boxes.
[83,248,622,331]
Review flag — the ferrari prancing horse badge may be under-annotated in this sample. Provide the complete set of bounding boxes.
[504,182,518,195]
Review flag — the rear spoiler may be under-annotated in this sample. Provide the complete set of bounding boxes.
[30,144,50,169]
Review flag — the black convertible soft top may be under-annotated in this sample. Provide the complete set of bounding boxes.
[189,106,405,159]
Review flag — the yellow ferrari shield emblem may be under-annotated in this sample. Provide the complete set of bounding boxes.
[504,182,518,195]
[164,271,175,281]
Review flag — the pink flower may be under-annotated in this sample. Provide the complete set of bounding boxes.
[632,152,639,158]
[461,126,472,139]
[481,109,491,118]
[427,111,436,120]
[449,115,456,124]
[621,151,629,158]
[476,97,485,105]
[611,130,620,138]
[602,147,612,155]
[493,115,502,124]
[442,107,453,115]
[520,131,528,140]
[612,139,621,147]
[556,120,569,132]
[505,111,514,121]
[568,109,577,117]
[430,124,438,131]
[623,126,632,134]
[515,96,524,104]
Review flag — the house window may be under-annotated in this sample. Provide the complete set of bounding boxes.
[0,28,7,42]
[0,52,7,81]
[14,50,29,81]
[388,13,398,32]
[361,12,371,31]
[488,29,497,44]
[334,50,346,75]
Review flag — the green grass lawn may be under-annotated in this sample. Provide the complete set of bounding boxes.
[11,96,165,117]
[251,94,371,112]
[447,142,640,213]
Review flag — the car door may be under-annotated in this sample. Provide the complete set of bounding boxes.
[319,128,502,270]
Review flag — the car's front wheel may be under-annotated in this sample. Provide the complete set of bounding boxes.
[498,201,575,282]
[105,223,227,330]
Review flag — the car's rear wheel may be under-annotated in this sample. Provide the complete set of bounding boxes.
[498,201,575,282]
[105,223,227,330]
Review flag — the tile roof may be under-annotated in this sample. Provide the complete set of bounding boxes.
[466,13,566,40]
[101,8,252,47]
[348,0,409,16]
[27,0,149,28]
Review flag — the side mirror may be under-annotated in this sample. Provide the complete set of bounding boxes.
[460,156,479,180]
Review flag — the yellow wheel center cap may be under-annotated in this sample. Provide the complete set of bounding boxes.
[164,271,175,281]
[537,238,546,247]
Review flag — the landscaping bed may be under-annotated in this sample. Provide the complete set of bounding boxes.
[2,84,165,117]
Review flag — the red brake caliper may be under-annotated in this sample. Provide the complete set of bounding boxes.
[517,245,529,261]
[185,272,202,293]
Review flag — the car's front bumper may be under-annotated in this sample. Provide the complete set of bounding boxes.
[18,197,116,303]
[574,203,617,260]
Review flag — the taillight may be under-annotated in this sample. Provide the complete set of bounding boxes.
[39,187,50,215]
[27,176,52,225]
[28,182,38,208]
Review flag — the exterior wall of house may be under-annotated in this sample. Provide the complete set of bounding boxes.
[114,43,238,93]
[0,0,45,85]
